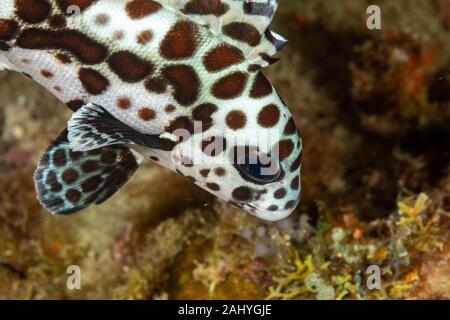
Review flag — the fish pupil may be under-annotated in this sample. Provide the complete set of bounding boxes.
[237,154,282,184]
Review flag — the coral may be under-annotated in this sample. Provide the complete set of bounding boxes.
[349,31,449,134]
[0,167,86,299]
[266,192,449,300]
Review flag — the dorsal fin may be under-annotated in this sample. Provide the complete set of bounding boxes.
[159,0,286,68]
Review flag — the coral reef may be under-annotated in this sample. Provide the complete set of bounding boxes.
[0,0,449,299]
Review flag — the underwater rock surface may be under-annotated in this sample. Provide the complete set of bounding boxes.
[0,0,449,299]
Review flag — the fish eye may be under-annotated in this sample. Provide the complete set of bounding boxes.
[236,152,283,184]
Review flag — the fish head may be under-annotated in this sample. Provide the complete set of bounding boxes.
[170,86,302,221]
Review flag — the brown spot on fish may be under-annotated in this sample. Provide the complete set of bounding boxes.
[274,188,287,199]
[200,169,210,177]
[15,0,51,24]
[81,160,99,173]
[257,104,280,128]
[290,151,302,172]
[222,22,261,47]
[165,116,195,135]
[250,72,272,98]
[144,77,167,94]
[212,72,248,99]
[40,69,53,78]
[94,13,109,25]
[203,44,244,72]
[66,189,81,203]
[113,30,124,40]
[160,20,198,60]
[164,104,176,113]
[62,168,79,184]
[248,64,261,72]
[108,50,154,83]
[232,186,254,202]
[207,183,220,191]
[192,103,218,131]
[100,151,116,164]
[53,149,67,167]
[66,99,85,111]
[0,19,18,41]
[225,110,246,130]
[126,0,161,19]
[116,97,131,110]
[137,107,156,121]
[78,68,109,94]
[290,175,300,190]
[283,117,297,135]
[214,167,226,176]
[17,28,108,64]
[81,175,102,192]
[55,53,72,64]
[273,139,294,161]
[137,30,153,44]
[46,170,62,192]
[184,0,229,16]
[162,64,200,106]
[284,200,296,210]
[48,14,66,28]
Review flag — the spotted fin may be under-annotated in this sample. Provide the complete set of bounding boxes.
[67,103,175,152]
[162,0,286,68]
[34,129,143,215]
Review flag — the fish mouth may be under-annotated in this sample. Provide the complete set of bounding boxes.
[245,200,299,222]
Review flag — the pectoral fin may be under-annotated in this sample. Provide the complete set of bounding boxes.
[67,103,175,152]
[34,129,143,214]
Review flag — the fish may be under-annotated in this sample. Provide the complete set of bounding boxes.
[0,0,302,221]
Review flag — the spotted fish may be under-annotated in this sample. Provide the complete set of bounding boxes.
[0,0,302,221]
